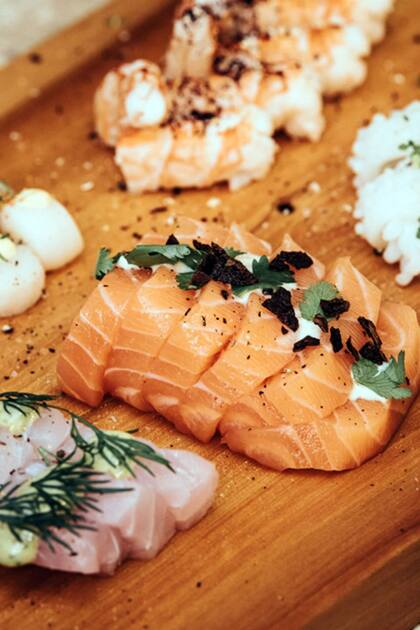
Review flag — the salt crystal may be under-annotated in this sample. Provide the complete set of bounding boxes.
[29,87,41,98]
[80,181,94,192]
[308,181,321,194]
[9,131,21,142]
[206,197,221,208]
[55,157,65,167]
[392,73,406,85]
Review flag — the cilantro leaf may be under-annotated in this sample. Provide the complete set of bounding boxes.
[225,247,243,258]
[125,244,192,267]
[233,256,295,296]
[300,281,338,321]
[95,244,194,280]
[417,218,420,239]
[352,351,412,400]
[95,247,116,280]
[0,181,14,202]
[399,141,420,168]
[176,272,195,290]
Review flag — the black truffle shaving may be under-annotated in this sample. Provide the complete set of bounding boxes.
[166,234,180,245]
[193,242,256,288]
[216,259,257,287]
[275,250,313,270]
[213,54,248,81]
[330,327,343,353]
[268,255,291,273]
[314,314,329,333]
[190,270,212,288]
[320,297,350,319]
[262,287,299,331]
[346,337,360,361]
[357,316,383,347]
[293,336,320,353]
[360,343,387,365]
[357,316,386,364]
[191,110,216,122]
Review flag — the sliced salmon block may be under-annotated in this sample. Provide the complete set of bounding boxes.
[326,256,382,347]
[143,281,244,440]
[263,347,352,423]
[279,233,325,287]
[57,269,146,406]
[181,293,296,440]
[222,399,407,472]
[104,267,195,411]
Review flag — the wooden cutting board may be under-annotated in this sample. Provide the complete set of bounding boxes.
[0,1,419,628]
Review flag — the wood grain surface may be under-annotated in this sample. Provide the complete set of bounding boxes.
[0,1,419,628]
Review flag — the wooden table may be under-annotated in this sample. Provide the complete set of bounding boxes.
[0,1,419,628]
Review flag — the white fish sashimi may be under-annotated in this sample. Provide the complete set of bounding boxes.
[0,407,218,575]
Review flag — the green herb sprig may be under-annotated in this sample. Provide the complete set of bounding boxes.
[399,141,420,168]
[0,391,175,553]
[351,351,412,400]
[0,458,126,552]
[0,392,173,476]
[300,281,338,321]
[95,244,194,280]
[233,256,295,296]
[96,242,296,297]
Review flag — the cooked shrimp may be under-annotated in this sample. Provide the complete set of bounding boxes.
[94,60,170,147]
[167,0,393,97]
[114,75,277,193]
[166,2,325,138]
[256,0,394,43]
[0,188,84,271]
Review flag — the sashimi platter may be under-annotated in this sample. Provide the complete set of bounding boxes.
[0,0,419,628]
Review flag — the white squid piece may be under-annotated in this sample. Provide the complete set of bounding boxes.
[0,240,45,318]
[0,188,84,271]
[0,187,84,317]
[350,101,420,286]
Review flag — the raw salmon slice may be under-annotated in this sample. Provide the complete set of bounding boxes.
[140,216,231,246]
[378,301,420,388]
[326,256,382,348]
[222,399,407,471]
[57,269,145,406]
[104,267,195,411]
[140,216,272,255]
[180,293,296,441]
[263,347,352,423]
[279,233,325,287]
[143,281,244,440]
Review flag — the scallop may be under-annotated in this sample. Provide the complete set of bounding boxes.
[0,244,45,317]
[0,188,84,271]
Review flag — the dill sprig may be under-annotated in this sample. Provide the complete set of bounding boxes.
[0,391,175,555]
[69,417,174,476]
[0,456,127,552]
[0,391,173,476]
